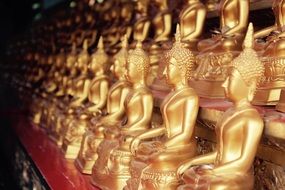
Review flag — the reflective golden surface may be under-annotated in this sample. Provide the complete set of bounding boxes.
[91,41,153,190]
[126,25,198,190]
[177,24,265,190]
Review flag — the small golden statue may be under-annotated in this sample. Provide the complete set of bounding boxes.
[91,41,153,190]
[253,0,285,105]
[125,25,198,190]
[61,37,110,159]
[75,35,131,174]
[192,0,250,98]
[177,23,265,190]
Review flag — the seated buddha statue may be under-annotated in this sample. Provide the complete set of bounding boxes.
[75,36,132,174]
[152,1,206,92]
[61,37,110,159]
[193,0,250,98]
[91,41,153,190]
[179,0,206,51]
[52,40,91,147]
[49,43,78,144]
[253,0,285,105]
[177,24,265,190]
[125,25,198,190]
[132,0,151,44]
[148,0,173,91]
[149,0,172,64]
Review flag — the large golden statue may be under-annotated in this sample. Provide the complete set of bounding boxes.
[177,24,265,190]
[192,0,250,98]
[75,36,131,174]
[253,0,285,105]
[125,25,198,190]
[61,37,110,159]
[91,41,153,190]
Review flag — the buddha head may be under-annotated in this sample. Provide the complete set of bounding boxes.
[89,36,108,73]
[126,40,150,84]
[111,35,128,79]
[136,0,150,14]
[76,39,90,73]
[222,23,265,103]
[163,25,196,86]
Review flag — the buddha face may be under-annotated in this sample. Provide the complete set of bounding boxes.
[89,58,101,73]
[163,57,182,86]
[222,69,249,102]
[111,60,125,78]
[126,61,140,83]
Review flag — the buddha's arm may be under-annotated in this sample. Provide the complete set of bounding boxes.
[88,80,109,111]
[130,127,165,155]
[141,21,151,41]
[155,14,172,41]
[105,87,130,120]
[210,119,263,175]
[183,8,206,40]
[254,25,277,39]
[164,97,199,148]
[128,94,153,129]
[223,0,249,35]
[70,79,90,107]
[177,152,217,176]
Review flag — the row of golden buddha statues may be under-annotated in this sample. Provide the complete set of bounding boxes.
[1,0,285,190]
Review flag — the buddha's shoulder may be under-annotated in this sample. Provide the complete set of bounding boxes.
[177,88,198,99]
[237,108,263,123]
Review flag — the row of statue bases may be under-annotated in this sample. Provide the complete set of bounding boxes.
[27,1,285,190]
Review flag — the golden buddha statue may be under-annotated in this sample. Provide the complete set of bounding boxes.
[67,39,91,108]
[132,0,151,43]
[125,25,198,190]
[49,43,78,143]
[51,40,91,147]
[61,37,110,159]
[177,24,265,190]
[179,0,207,50]
[75,36,131,174]
[91,41,153,190]
[193,0,250,98]
[253,0,285,105]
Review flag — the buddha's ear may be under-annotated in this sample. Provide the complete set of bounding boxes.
[247,82,257,102]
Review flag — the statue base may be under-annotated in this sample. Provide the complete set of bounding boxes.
[75,157,96,175]
[190,80,225,99]
[276,89,285,112]
[61,141,81,159]
[140,168,178,190]
[75,132,104,174]
[253,88,282,106]
[91,148,132,190]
